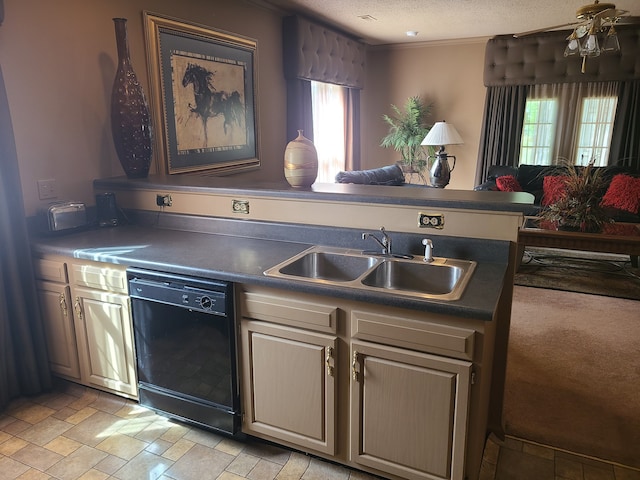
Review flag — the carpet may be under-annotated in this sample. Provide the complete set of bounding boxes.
[504,285,640,468]
[514,247,640,300]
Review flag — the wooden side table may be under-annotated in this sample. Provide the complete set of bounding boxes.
[518,217,640,268]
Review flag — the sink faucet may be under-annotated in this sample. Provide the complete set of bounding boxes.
[422,238,434,263]
[362,227,392,255]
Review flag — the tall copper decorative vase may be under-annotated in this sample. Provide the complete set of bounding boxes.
[284,130,318,188]
[110,18,152,178]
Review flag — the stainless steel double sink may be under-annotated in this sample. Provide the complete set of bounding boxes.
[264,246,476,301]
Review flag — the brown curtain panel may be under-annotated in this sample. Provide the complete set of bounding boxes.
[345,88,360,171]
[0,64,52,411]
[285,78,314,144]
[610,80,640,170]
[475,85,528,185]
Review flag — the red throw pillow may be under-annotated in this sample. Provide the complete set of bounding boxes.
[542,175,569,206]
[495,175,522,192]
[601,174,640,214]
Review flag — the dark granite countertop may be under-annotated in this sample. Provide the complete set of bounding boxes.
[31,224,506,321]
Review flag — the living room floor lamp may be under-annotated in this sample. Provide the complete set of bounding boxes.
[421,121,464,188]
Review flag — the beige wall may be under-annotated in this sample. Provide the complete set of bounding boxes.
[1,0,490,216]
[0,0,288,216]
[361,39,488,190]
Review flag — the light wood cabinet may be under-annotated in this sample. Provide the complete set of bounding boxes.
[34,255,137,399]
[34,258,81,380]
[71,285,137,397]
[239,291,338,455]
[238,286,483,480]
[350,340,471,480]
[240,320,337,454]
[69,261,137,398]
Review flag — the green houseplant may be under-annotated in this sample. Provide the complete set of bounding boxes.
[381,96,433,181]
[538,161,611,233]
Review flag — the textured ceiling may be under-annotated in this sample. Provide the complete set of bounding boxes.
[260,0,640,45]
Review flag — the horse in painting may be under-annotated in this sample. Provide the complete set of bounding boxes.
[182,62,244,147]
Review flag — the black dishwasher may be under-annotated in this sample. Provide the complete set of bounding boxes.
[128,268,240,435]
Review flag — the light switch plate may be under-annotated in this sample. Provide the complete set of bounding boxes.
[37,179,57,200]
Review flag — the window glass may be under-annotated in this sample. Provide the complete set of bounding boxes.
[519,82,618,166]
[519,99,558,166]
[574,96,617,166]
[311,81,346,183]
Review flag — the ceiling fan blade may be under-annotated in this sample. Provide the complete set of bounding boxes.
[617,15,640,24]
[513,21,580,38]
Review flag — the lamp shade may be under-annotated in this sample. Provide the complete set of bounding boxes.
[421,121,463,146]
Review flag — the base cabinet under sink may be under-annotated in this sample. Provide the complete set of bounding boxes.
[350,340,471,480]
[238,285,482,480]
[240,320,338,455]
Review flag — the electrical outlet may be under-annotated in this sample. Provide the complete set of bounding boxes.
[156,194,172,207]
[418,212,445,229]
[37,179,57,200]
[232,199,249,214]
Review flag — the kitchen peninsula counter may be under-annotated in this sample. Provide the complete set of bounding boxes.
[31,175,535,320]
[31,175,529,480]
[31,223,507,321]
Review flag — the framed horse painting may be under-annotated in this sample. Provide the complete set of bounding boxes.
[143,12,259,175]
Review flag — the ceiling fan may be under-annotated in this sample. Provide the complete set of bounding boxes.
[513,1,638,72]
[513,0,635,38]
[513,1,631,38]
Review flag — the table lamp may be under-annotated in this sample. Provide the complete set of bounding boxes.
[421,121,463,188]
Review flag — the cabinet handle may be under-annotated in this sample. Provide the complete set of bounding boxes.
[352,350,359,381]
[326,346,334,376]
[74,297,83,320]
[59,293,68,316]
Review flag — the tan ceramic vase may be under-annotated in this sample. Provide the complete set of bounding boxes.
[284,130,318,188]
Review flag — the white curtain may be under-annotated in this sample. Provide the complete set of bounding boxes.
[528,81,618,166]
[311,81,347,183]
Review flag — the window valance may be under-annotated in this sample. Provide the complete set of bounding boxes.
[483,26,640,86]
[283,15,366,89]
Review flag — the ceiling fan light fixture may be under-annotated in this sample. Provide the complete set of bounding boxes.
[601,25,621,53]
[562,1,629,69]
[580,33,601,57]
[579,23,601,57]
[564,31,581,57]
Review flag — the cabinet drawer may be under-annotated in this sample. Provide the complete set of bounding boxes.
[241,292,338,334]
[351,310,475,360]
[34,258,68,283]
[71,263,127,294]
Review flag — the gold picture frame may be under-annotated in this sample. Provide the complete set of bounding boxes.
[143,12,259,175]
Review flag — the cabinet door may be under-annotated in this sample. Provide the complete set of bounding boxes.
[240,320,337,455]
[36,281,81,380]
[350,340,471,480]
[72,286,137,398]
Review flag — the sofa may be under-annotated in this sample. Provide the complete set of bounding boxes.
[474,164,640,223]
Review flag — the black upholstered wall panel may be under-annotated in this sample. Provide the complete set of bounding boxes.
[283,16,366,89]
[484,26,640,86]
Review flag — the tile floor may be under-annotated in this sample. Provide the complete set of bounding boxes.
[481,435,640,480]
[1,379,639,480]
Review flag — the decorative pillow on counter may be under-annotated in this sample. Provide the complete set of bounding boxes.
[495,175,522,192]
[601,174,640,214]
[541,175,569,206]
[335,164,405,185]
